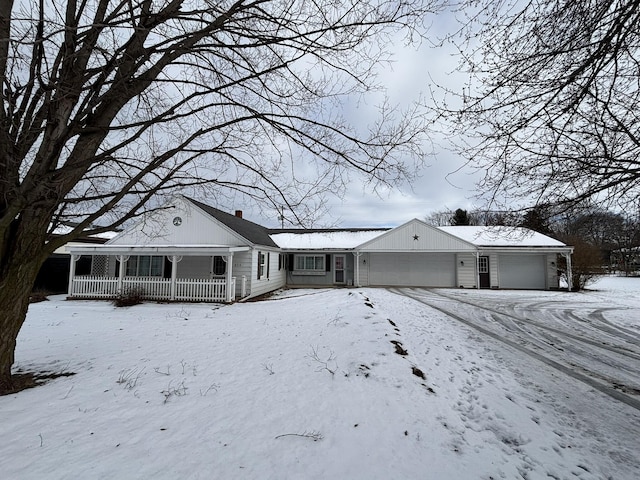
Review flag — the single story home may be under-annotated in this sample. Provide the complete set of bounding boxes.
[67,196,574,302]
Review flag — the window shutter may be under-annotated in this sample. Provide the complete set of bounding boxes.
[267,252,270,278]
[257,251,261,279]
[288,254,294,271]
[326,254,331,272]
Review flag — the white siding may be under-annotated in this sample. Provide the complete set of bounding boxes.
[489,253,499,288]
[246,249,286,299]
[456,253,477,288]
[357,253,370,286]
[359,219,476,252]
[546,254,560,289]
[109,196,248,246]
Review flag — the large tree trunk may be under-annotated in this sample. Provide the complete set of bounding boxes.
[0,210,51,393]
[0,261,40,391]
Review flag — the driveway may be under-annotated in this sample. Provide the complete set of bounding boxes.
[389,287,640,412]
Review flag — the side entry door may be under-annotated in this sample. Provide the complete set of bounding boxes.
[479,256,490,288]
[334,255,346,284]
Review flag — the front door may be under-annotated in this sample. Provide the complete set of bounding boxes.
[479,256,490,288]
[334,255,346,284]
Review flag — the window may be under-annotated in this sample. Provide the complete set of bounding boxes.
[126,256,163,277]
[212,256,226,276]
[478,256,489,274]
[294,255,325,272]
[257,251,269,279]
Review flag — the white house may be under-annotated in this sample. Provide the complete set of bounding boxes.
[67,196,574,302]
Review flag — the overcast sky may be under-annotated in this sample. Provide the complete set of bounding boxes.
[227,10,483,229]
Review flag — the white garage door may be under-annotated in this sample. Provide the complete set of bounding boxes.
[498,254,546,289]
[368,253,456,287]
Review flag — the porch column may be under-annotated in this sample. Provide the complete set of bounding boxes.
[475,252,480,290]
[67,254,79,297]
[564,252,573,291]
[171,255,178,300]
[117,255,126,294]
[225,253,234,302]
[354,252,361,287]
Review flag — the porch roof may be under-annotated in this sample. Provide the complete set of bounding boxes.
[67,244,250,256]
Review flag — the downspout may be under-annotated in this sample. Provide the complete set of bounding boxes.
[475,251,480,290]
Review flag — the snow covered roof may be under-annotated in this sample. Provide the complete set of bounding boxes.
[271,230,389,250]
[437,226,566,247]
[271,225,568,250]
[51,224,119,240]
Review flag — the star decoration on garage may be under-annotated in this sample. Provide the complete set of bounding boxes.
[413,234,419,241]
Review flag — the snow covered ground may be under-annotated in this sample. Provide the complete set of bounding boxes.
[2,276,639,479]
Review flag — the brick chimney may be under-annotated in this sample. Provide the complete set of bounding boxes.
[234,210,243,219]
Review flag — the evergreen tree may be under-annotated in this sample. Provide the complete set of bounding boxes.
[451,209,471,226]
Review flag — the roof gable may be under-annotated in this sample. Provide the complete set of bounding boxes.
[358,219,477,252]
[108,196,274,247]
[185,197,278,248]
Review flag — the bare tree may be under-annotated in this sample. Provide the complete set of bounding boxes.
[438,0,640,212]
[556,235,606,291]
[425,209,454,226]
[0,0,440,392]
[608,215,640,274]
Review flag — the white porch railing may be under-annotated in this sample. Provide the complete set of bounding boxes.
[71,275,119,298]
[70,276,236,303]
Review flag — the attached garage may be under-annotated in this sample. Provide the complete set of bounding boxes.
[368,252,456,287]
[272,219,571,291]
[498,254,546,290]
[353,222,573,291]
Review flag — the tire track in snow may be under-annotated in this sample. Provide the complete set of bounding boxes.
[388,288,640,412]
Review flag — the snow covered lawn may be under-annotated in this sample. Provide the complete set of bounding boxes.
[2,277,639,479]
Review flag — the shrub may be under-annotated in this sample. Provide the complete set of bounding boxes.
[29,290,50,303]
[557,235,606,291]
[113,286,145,307]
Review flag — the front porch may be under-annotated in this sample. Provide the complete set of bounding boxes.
[67,245,250,303]
[69,275,245,303]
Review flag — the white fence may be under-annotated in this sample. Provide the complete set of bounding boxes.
[70,276,240,303]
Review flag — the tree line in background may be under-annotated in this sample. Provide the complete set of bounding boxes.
[427,206,640,290]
